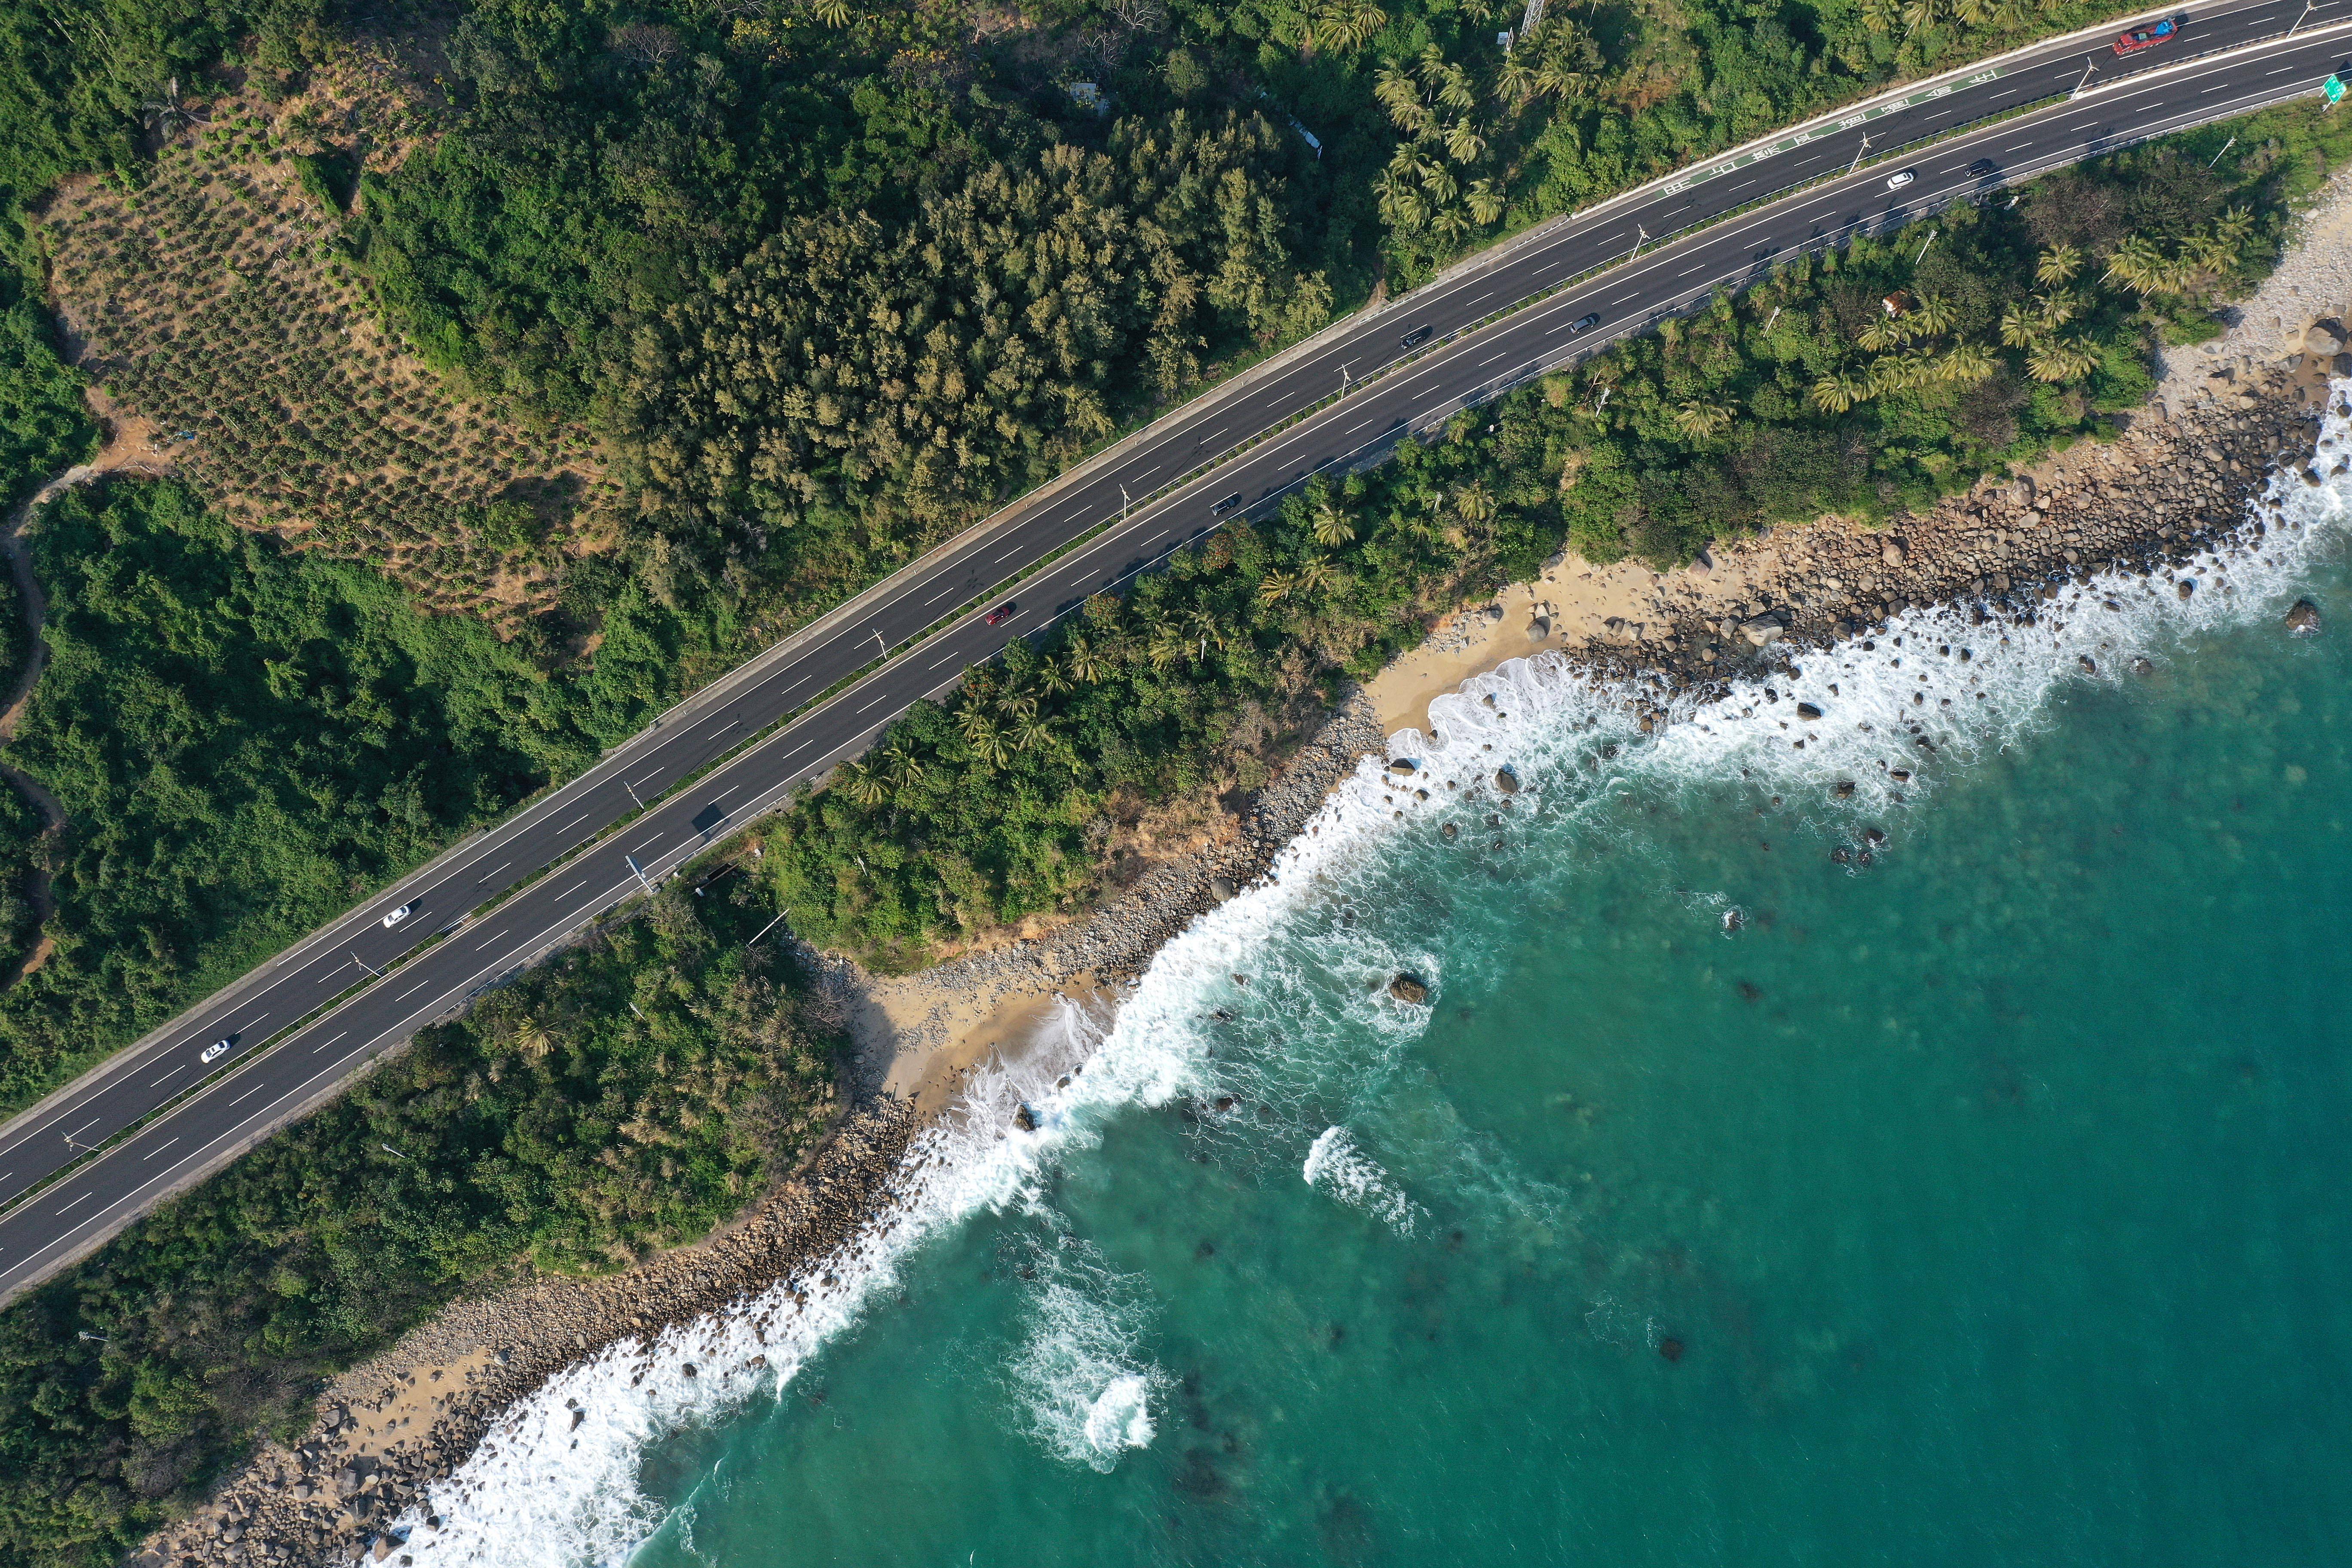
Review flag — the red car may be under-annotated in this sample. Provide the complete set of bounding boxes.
[984,603,1017,626]
[2112,16,2178,54]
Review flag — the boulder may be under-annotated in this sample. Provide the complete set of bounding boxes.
[1880,537,1907,567]
[1012,1103,1040,1133]
[2177,579,2195,600]
[2078,655,2096,674]
[2306,320,2348,358]
[1209,876,1236,900]
[1388,974,1430,1005]
[2287,599,2322,634]
[1795,701,1823,721]
[2132,657,2155,677]
[1740,613,1786,647]
[1833,781,1856,799]
[1494,767,1521,795]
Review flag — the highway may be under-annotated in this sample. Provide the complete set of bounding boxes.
[1,3,2348,1302]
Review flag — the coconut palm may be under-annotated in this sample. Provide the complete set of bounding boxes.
[1809,371,1865,413]
[810,0,851,25]
[961,711,1011,768]
[2034,244,2085,287]
[1998,303,2040,349]
[1451,480,1498,525]
[1939,340,1997,385]
[1256,568,1298,606]
[1908,291,1957,337]
[1376,64,1435,135]
[1442,120,1487,165]
[2102,236,2169,295]
[1902,0,1943,31]
[1861,0,1900,31]
[1311,501,1356,548]
[2025,336,2100,383]
[1061,634,1110,685]
[884,745,927,792]
[839,757,890,807]
[1295,554,1342,596]
[1857,312,1913,353]
[512,1017,553,1061]
[1672,398,1736,440]
[1465,178,1507,227]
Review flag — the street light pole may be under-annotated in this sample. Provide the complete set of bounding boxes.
[1844,134,1871,177]
[2288,0,2315,37]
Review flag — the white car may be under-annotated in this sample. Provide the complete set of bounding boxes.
[381,903,413,928]
[200,1038,232,1064]
[1885,168,1917,190]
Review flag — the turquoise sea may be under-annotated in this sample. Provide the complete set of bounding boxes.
[404,392,2352,1568]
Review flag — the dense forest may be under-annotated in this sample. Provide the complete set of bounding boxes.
[0,480,692,1110]
[0,879,836,1568]
[767,102,2352,963]
[0,0,2341,1555]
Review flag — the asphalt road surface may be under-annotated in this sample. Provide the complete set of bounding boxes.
[3,5,2348,1302]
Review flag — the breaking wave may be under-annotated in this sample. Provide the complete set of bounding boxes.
[392,385,2351,1566]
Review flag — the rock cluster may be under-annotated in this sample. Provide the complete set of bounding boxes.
[133,1102,920,1568]
[1576,361,2340,704]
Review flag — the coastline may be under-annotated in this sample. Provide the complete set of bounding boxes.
[142,171,2352,1567]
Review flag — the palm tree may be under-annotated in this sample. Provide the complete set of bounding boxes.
[1375,65,1434,135]
[1954,0,1999,23]
[1999,303,2040,349]
[1902,0,1943,30]
[2034,244,2084,287]
[1451,481,1498,527]
[1011,711,1054,756]
[2025,336,2100,383]
[961,711,1011,768]
[1861,0,1900,31]
[810,0,851,25]
[1672,398,1735,440]
[2103,236,2169,295]
[1939,340,1997,385]
[1809,371,1866,413]
[1311,501,1356,548]
[1295,555,1342,596]
[1146,625,1188,669]
[1442,120,1487,165]
[1256,568,1298,606]
[1857,312,1910,353]
[839,757,890,807]
[512,1017,553,1061]
[1061,634,1110,685]
[1908,292,1957,337]
[1465,178,1506,227]
[884,746,927,793]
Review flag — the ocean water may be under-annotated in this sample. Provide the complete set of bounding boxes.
[401,389,2352,1568]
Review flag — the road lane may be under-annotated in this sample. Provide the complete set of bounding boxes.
[0,11,2346,1301]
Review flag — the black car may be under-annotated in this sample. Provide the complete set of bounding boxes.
[1399,325,1433,349]
[1966,157,1998,177]
[1568,312,1602,335]
[1212,493,1245,515]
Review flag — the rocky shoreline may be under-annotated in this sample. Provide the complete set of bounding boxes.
[137,181,2352,1568]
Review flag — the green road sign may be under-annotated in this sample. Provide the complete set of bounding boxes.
[2327,74,2346,104]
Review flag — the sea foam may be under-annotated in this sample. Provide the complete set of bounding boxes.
[392,385,2351,1567]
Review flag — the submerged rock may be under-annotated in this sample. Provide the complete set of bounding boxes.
[1494,767,1521,795]
[1388,973,1430,1005]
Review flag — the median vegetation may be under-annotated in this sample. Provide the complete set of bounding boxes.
[0,880,836,1568]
